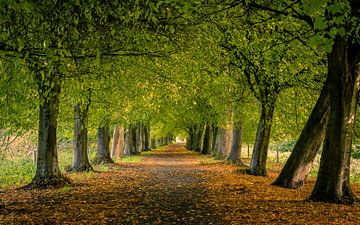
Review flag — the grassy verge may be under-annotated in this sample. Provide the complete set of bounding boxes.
[0,159,35,188]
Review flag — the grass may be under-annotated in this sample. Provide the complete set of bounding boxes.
[0,148,150,188]
[117,155,144,163]
[0,158,35,188]
[198,154,223,165]
[4,146,360,189]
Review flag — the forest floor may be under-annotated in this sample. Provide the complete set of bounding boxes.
[1,144,360,224]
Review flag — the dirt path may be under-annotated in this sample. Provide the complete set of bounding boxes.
[1,144,360,224]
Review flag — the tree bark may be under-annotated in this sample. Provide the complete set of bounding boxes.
[68,103,93,172]
[30,76,69,188]
[135,123,143,153]
[95,122,114,164]
[144,124,150,151]
[151,137,156,149]
[118,126,124,156]
[124,125,132,156]
[186,126,195,150]
[224,124,233,157]
[273,79,330,189]
[191,125,200,151]
[141,123,146,151]
[111,125,122,160]
[213,127,227,159]
[202,124,213,154]
[211,126,218,154]
[131,126,137,153]
[309,36,360,203]
[227,122,245,165]
[249,102,275,176]
[195,124,204,152]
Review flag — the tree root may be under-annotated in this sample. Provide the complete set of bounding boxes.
[20,175,71,190]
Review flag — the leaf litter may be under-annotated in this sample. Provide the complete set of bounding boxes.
[1,144,360,224]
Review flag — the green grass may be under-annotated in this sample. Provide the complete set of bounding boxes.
[117,155,143,163]
[198,154,223,165]
[0,158,36,188]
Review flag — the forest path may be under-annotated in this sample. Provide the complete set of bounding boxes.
[2,144,360,224]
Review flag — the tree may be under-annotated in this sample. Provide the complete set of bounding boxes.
[68,102,93,172]
[240,0,360,203]
[273,78,330,188]
[111,125,125,159]
[94,120,114,164]
[227,122,245,165]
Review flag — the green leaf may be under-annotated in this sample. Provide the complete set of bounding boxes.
[170,26,175,34]
[314,17,327,30]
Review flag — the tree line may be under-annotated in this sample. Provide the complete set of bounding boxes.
[0,0,359,204]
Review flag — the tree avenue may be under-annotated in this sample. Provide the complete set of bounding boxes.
[0,0,360,207]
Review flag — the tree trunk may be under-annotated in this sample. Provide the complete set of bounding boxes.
[124,125,132,156]
[144,124,150,151]
[213,127,227,159]
[95,122,114,164]
[131,126,137,153]
[141,123,146,151]
[186,126,195,150]
[151,137,156,149]
[135,123,142,153]
[309,36,360,203]
[68,103,93,172]
[273,79,330,189]
[30,76,69,188]
[195,124,204,152]
[202,124,213,154]
[111,125,120,160]
[227,122,245,165]
[224,124,233,157]
[191,125,200,151]
[118,126,124,156]
[249,102,275,176]
[211,126,218,154]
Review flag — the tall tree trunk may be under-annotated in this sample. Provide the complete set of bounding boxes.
[30,76,69,188]
[95,122,114,164]
[151,137,156,149]
[191,125,200,151]
[141,123,146,151]
[111,125,120,160]
[211,126,218,154]
[202,124,213,154]
[144,125,151,151]
[186,126,195,150]
[214,127,227,159]
[309,36,360,203]
[135,123,142,153]
[227,122,245,165]
[68,103,92,172]
[224,124,233,157]
[249,102,275,176]
[131,126,137,153]
[124,125,132,156]
[273,79,330,189]
[118,126,124,156]
[195,124,204,152]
